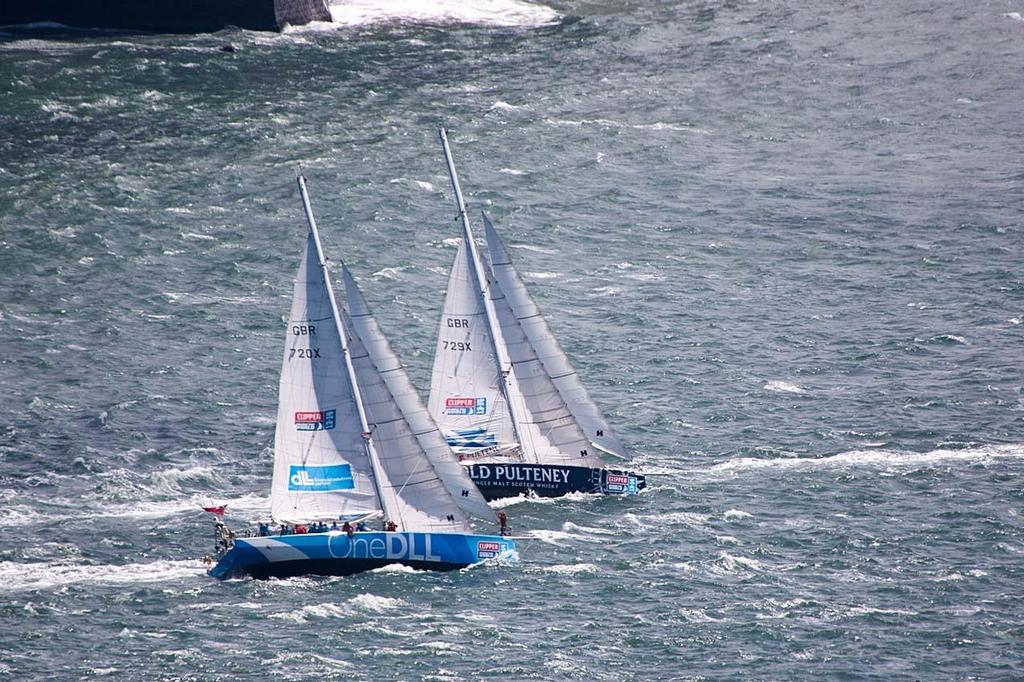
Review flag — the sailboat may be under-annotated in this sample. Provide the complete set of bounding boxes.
[427,128,647,500]
[209,175,516,579]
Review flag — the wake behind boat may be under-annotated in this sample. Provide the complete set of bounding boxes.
[428,129,646,501]
[208,176,516,580]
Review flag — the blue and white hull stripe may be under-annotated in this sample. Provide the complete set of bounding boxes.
[208,531,518,580]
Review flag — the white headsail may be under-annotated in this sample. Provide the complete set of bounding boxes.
[341,265,495,525]
[483,256,601,466]
[482,212,628,459]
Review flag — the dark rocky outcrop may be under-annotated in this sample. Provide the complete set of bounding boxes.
[0,0,332,33]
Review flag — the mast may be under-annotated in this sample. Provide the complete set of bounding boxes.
[437,128,526,453]
[296,175,395,528]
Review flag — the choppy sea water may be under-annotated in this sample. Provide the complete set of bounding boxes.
[1,0,1023,678]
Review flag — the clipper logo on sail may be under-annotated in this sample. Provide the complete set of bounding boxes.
[294,410,336,431]
[288,464,354,491]
[445,397,487,416]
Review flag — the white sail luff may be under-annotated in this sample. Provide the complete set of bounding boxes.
[296,175,396,526]
[482,212,629,459]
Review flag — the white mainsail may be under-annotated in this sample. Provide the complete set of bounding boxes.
[270,230,383,524]
[482,212,628,459]
[271,176,477,533]
[341,265,495,525]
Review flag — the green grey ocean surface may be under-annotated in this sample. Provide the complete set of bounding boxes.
[1,1,1023,679]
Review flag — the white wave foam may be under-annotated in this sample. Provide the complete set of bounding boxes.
[631,510,711,528]
[543,117,706,134]
[932,569,988,582]
[723,509,753,520]
[497,167,526,175]
[329,0,559,27]
[488,490,594,509]
[489,100,526,111]
[369,563,423,574]
[269,594,402,623]
[678,607,723,623]
[148,466,218,496]
[562,521,617,536]
[524,271,561,280]
[525,528,598,546]
[845,605,917,616]
[371,266,405,280]
[714,552,764,573]
[0,493,271,528]
[711,444,1024,474]
[510,244,557,254]
[0,559,205,592]
[349,593,404,612]
[417,641,460,652]
[763,380,805,394]
[1005,12,1024,21]
[542,563,598,575]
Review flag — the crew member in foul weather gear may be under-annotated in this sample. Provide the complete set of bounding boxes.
[356,520,368,532]
[498,511,510,536]
[342,520,354,538]
[386,520,398,532]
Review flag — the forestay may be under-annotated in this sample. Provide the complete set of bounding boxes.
[483,212,627,459]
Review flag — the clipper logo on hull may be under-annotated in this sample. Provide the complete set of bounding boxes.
[295,409,336,431]
[445,397,487,416]
[477,541,502,559]
[288,464,354,491]
[605,473,638,494]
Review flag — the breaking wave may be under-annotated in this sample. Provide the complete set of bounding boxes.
[0,559,205,592]
[709,444,1024,474]
[328,0,560,27]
